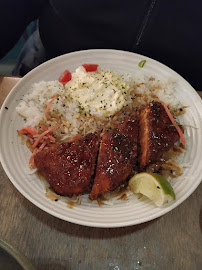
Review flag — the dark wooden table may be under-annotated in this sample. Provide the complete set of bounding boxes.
[0,76,202,270]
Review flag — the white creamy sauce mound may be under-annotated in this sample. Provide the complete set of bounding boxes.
[65,66,131,117]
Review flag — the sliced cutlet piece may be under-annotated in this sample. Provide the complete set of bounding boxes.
[34,131,100,197]
[89,115,138,200]
[139,102,181,171]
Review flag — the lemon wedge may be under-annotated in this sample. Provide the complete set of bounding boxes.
[129,172,175,206]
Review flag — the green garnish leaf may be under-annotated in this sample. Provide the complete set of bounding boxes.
[138,60,146,68]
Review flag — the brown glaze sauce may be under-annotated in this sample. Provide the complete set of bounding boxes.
[96,197,105,207]
[37,172,82,208]
[173,106,189,117]
[34,132,100,197]
[67,201,75,209]
[139,102,182,171]
[89,115,138,200]
[45,187,60,202]
[118,193,128,201]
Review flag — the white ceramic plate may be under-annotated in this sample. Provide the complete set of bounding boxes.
[0,49,202,228]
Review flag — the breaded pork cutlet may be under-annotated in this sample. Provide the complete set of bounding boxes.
[139,102,181,171]
[34,131,100,197]
[89,115,138,200]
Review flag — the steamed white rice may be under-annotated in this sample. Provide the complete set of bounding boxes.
[16,66,181,140]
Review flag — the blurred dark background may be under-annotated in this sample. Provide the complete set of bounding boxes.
[0,22,35,76]
[0,0,201,91]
